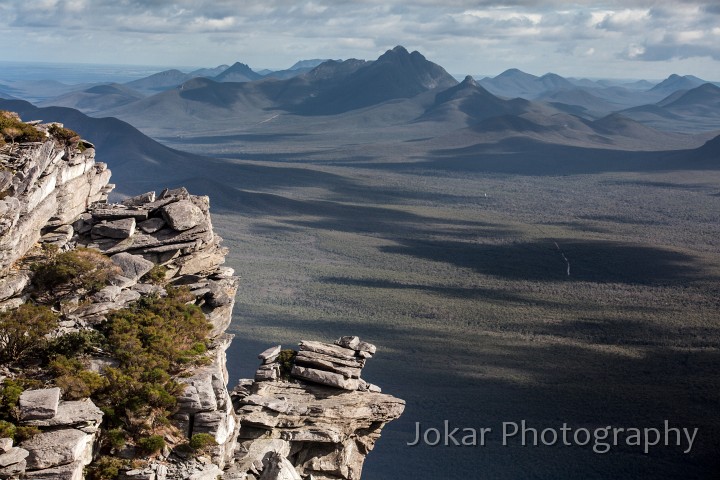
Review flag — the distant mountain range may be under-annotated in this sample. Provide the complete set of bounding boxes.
[2,45,717,182]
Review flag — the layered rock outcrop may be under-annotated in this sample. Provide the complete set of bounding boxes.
[0,132,110,309]
[0,114,403,479]
[228,338,405,480]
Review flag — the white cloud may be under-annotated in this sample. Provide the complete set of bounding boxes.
[0,0,718,78]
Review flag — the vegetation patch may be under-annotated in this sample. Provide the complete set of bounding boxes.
[0,303,58,363]
[30,247,120,299]
[276,349,297,379]
[0,110,45,145]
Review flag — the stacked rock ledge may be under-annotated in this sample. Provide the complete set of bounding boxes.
[228,337,405,479]
[0,113,403,479]
[0,115,239,479]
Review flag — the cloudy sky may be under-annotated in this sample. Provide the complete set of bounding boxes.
[1,0,719,79]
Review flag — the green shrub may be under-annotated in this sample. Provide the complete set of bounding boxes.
[0,420,16,439]
[0,380,23,418]
[48,124,80,146]
[0,111,45,144]
[276,349,297,378]
[0,304,58,362]
[141,265,168,284]
[31,248,120,297]
[136,435,165,455]
[45,330,106,358]
[86,456,126,480]
[188,433,217,452]
[104,288,210,371]
[15,425,40,442]
[106,428,127,449]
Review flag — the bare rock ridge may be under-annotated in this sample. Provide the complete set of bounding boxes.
[228,336,405,480]
[0,112,403,479]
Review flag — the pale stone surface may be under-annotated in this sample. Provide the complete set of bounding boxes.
[231,339,404,480]
[0,447,28,467]
[161,200,204,231]
[121,191,156,207]
[138,217,166,233]
[232,381,404,480]
[298,341,357,361]
[24,399,103,433]
[291,365,360,391]
[19,388,60,421]
[258,345,282,362]
[92,217,136,239]
[24,460,85,480]
[111,252,154,281]
[0,459,26,477]
[335,336,360,350]
[0,438,12,453]
[22,429,91,470]
[188,464,221,480]
[259,453,302,480]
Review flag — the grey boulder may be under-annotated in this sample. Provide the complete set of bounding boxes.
[19,388,60,421]
[161,200,204,231]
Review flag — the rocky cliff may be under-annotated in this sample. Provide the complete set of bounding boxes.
[0,113,403,479]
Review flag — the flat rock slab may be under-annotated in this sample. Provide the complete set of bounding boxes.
[92,218,136,239]
[259,345,282,362]
[24,460,85,480]
[0,437,12,453]
[121,191,155,207]
[291,365,359,391]
[24,399,103,431]
[0,447,29,467]
[91,207,149,221]
[161,200,204,231]
[298,341,357,361]
[22,429,90,470]
[19,387,60,420]
[111,252,154,281]
[137,217,165,233]
[0,459,25,477]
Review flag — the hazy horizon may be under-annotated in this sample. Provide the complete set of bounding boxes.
[0,58,716,85]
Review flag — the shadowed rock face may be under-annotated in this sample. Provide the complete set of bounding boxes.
[227,337,405,480]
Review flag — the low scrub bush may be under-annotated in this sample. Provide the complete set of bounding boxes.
[50,356,108,400]
[136,434,165,455]
[86,456,126,480]
[31,248,120,297]
[188,432,217,452]
[0,304,58,363]
[0,111,45,144]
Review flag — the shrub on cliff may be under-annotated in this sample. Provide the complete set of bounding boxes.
[188,432,217,452]
[0,110,45,144]
[48,123,82,150]
[50,356,109,400]
[103,288,210,370]
[136,434,165,455]
[0,303,58,363]
[87,288,210,438]
[31,247,120,298]
[86,456,127,480]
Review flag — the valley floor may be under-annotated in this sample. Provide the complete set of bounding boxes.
[196,154,720,478]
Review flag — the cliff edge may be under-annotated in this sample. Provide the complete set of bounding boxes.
[0,112,403,479]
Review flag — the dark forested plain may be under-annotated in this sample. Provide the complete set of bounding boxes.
[2,46,719,478]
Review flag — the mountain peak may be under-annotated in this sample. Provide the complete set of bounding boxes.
[461,75,478,87]
[496,68,538,80]
[213,62,262,82]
